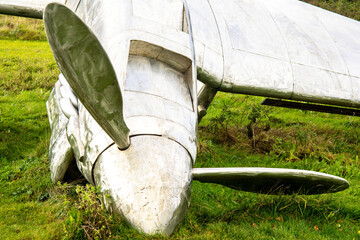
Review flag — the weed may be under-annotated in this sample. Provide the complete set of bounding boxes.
[0,15,47,41]
[206,95,241,145]
[56,183,117,240]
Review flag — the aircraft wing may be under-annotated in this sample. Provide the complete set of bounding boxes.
[192,168,349,195]
[2,0,359,109]
[189,0,360,108]
[0,0,65,19]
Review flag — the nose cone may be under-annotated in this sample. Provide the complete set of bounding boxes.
[93,136,192,235]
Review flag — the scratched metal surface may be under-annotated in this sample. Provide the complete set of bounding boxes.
[63,0,198,159]
[50,57,196,231]
[41,1,197,235]
[1,0,360,107]
[94,136,192,235]
[193,168,350,195]
[46,79,74,183]
[44,3,130,149]
[190,0,360,107]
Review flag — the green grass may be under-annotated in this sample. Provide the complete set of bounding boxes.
[0,15,47,41]
[303,0,360,21]
[1,2,360,239]
[0,40,58,94]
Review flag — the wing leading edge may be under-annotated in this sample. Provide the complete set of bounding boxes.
[0,0,65,19]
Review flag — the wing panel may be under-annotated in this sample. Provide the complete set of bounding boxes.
[262,0,349,75]
[197,0,360,108]
[317,9,360,78]
[222,0,289,61]
[223,49,293,98]
[292,63,354,105]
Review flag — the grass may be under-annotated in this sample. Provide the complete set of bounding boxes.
[303,0,360,21]
[0,15,47,41]
[1,1,360,239]
[0,40,58,94]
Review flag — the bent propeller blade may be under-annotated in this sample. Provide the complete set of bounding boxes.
[192,168,349,195]
[43,3,130,149]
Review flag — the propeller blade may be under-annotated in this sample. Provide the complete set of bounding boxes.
[44,3,130,149]
[192,167,349,195]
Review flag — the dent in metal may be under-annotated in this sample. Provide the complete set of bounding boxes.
[46,79,74,183]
